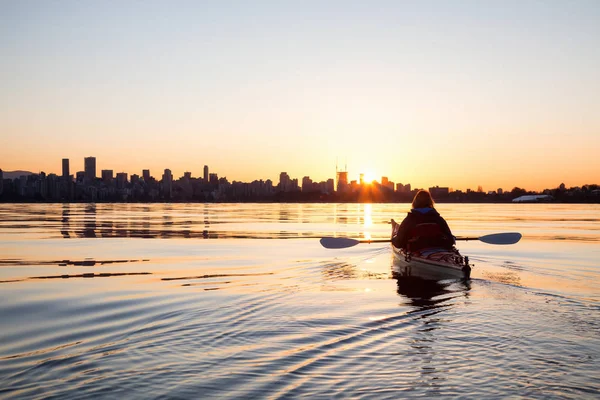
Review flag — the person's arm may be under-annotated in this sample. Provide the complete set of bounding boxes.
[438,216,455,246]
[392,213,413,249]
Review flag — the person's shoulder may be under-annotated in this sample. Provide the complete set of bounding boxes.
[400,211,414,223]
[425,208,440,216]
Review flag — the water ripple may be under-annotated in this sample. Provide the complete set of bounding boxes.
[0,203,599,399]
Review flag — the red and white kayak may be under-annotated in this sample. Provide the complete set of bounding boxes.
[392,244,471,280]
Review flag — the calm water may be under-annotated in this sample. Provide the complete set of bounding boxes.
[0,203,598,399]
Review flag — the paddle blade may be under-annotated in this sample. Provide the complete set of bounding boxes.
[478,232,522,245]
[320,237,360,249]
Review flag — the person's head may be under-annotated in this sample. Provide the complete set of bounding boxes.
[412,190,435,209]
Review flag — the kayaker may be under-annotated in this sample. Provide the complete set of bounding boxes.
[391,190,455,252]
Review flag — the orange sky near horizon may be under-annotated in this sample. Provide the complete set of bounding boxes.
[1,2,599,193]
[0,137,597,193]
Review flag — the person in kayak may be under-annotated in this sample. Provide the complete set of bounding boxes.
[391,190,455,252]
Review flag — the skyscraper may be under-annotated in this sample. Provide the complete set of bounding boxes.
[203,165,209,182]
[162,169,173,198]
[279,172,291,192]
[62,158,70,179]
[101,170,114,183]
[142,169,150,182]
[326,179,335,194]
[116,173,128,189]
[84,157,96,183]
[336,171,348,193]
[302,176,313,192]
[76,171,85,183]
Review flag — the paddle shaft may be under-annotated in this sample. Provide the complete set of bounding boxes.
[357,237,490,244]
[356,239,392,244]
[321,232,521,249]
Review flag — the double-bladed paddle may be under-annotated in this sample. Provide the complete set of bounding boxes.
[320,232,522,249]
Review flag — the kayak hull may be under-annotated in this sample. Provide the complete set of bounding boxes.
[392,245,471,281]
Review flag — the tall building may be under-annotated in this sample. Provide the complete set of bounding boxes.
[336,171,348,193]
[279,172,291,192]
[47,173,59,200]
[203,165,209,182]
[62,159,70,179]
[326,179,334,194]
[116,173,128,189]
[336,161,349,193]
[38,172,48,199]
[84,157,96,183]
[209,173,218,185]
[302,176,312,192]
[381,177,394,190]
[162,169,173,198]
[101,170,114,183]
[142,169,150,182]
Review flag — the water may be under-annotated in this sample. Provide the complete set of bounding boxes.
[0,203,598,399]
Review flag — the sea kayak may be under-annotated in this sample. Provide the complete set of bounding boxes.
[391,245,471,281]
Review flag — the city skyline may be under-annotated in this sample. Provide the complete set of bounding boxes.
[2,154,598,204]
[0,152,597,194]
[1,2,599,192]
[2,154,597,196]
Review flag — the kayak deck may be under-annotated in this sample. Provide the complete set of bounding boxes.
[392,245,471,280]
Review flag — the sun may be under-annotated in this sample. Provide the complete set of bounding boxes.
[361,170,377,184]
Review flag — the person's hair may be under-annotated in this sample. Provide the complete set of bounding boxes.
[412,190,435,209]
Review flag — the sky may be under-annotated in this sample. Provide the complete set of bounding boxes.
[1,0,599,192]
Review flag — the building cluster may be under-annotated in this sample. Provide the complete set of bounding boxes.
[0,158,598,203]
[0,157,337,202]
